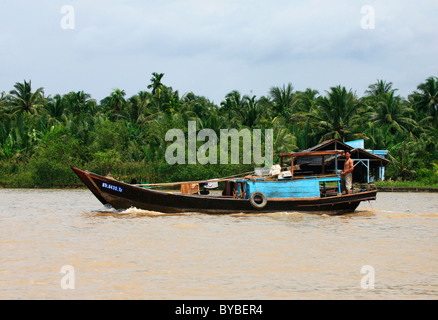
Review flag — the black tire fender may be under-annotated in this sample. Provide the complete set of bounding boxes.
[249,192,267,209]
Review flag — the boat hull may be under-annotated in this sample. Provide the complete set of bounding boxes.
[71,166,376,215]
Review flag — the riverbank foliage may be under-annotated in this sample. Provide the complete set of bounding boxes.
[1,73,437,187]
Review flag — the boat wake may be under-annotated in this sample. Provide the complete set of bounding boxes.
[87,206,166,217]
[120,207,168,216]
[87,206,203,217]
[85,207,376,218]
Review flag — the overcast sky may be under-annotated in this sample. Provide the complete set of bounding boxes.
[1,0,437,103]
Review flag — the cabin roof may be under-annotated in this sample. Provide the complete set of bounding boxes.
[287,139,390,168]
[302,139,353,152]
[328,148,390,167]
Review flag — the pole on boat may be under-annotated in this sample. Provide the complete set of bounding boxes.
[290,156,294,178]
[322,155,325,175]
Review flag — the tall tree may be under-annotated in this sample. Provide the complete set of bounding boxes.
[269,83,295,119]
[241,95,262,129]
[410,76,438,127]
[109,89,126,114]
[294,88,320,112]
[64,91,96,116]
[126,91,155,125]
[365,79,396,97]
[0,91,6,107]
[220,90,247,128]
[387,137,418,181]
[373,92,416,134]
[221,91,263,128]
[161,86,182,115]
[9,80,44,114]
[0,91,9,121]
[43,94,66,124]
[148,72,165,98]
[308,86,358,142]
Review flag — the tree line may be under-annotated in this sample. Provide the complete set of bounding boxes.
[0,72,437,187]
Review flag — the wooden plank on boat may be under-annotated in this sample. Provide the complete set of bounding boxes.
[279,151,345,157]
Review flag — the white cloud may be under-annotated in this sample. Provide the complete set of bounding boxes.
[0,0,437,103]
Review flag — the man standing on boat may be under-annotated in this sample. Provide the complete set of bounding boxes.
[341,151,354,194]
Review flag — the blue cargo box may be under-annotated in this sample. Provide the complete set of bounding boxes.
[245,177,341,199]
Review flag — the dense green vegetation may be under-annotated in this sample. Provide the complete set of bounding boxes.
[1,73,437,188]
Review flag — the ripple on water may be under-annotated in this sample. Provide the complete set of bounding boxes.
[0,190,437,299]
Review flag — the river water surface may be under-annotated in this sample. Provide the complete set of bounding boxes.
[1,189,437,300]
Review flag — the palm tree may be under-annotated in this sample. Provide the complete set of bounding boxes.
[388,137,418,181]
[220,90,247,127]
[308,86,358,142]
[9,80,44,114]
[109,89,126,114]
[127,92,152,124]
[180,93,223,133]
[44,94,65,118]
[241,95,262,128]
[147,72,165,98]
[183,92,210,119]
[373,92,417,134]
[269,83,295,119]
[0,91,6,107]
[0,91,10,122]
[365,80,396,97]
[290,88,320,124]
[4,111,37,161]
[221,91,262,128]
[64,91,96,116]
[269,117,298,154]
[161,86,182,115]
[294,88,320,112]
[410,76,438,127]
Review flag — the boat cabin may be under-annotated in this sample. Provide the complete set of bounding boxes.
[297,139,390,183]
[222,151,345,200]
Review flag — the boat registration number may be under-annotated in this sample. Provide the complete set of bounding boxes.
[102,182,123,193]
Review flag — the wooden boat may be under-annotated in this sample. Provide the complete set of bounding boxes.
[71,151,377,215]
